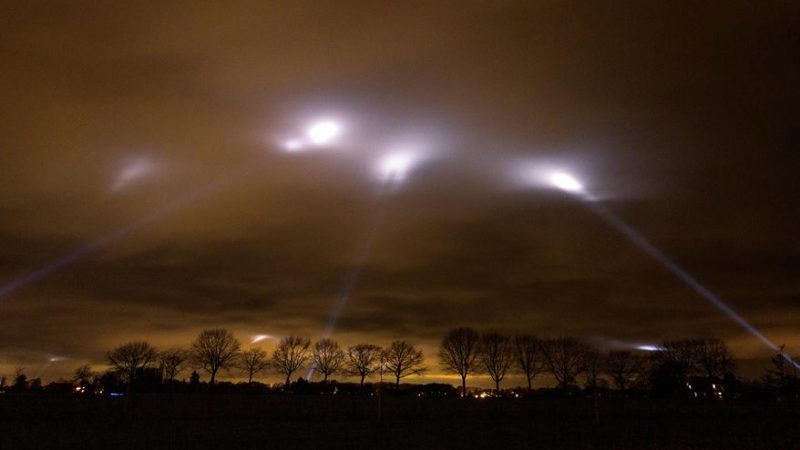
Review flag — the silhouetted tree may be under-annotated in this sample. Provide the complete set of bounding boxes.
[28,378,42,391]
[479,332,513,394]
[158,349,190,382]
[655,339,703,383]
[651,337,735,395]
[97,371,123,394]
[764,345,799,394]
[73,365,94,384]
[107,341,157,389]
[239,348,270,383]
[312,338,346,382]
[73,365,95,393]
[383,341,426,388]
[191,328,241,384]
[12,368,27,392]
[697,338,735,378]
[582,347,605,392]
[606,351,641,392]
[189,370,200,386]
[542,338,587,391]
[346,344,382,387]
[439,327,481,396]
[272,335,311,388]
[513,334,544,394]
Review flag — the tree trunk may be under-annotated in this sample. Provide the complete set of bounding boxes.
[461,375,467,397]
[360,375,365,387]
[210,369,217,385]
[526,376,532,395]
[495,380,500,396]
[248,371,253,383]
[323,373,329,383]
[285,374,291,388]
[395,375,400,389]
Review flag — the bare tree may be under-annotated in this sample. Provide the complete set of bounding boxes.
[383,341,426,388]
[541,337,587,390]
[73,365,94,384]
[12,367,27,392]
[656,339,703,379]
[73,365,95,393]
[439,327,481,396]
[697,338,735,378]
[765,344,798,390]
[513,334,544,394]
[239,348,270,383]
[190,328,241,384]
[158,349,190,382]
[346,344,382,386]
[479,332,513,395]
[272,335,311,388]
[581,347,604,391]
[311,338,346,382]
[107,341,157,391]
[606,351,641,392]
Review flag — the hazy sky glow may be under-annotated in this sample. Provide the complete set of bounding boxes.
[1,1,798,383]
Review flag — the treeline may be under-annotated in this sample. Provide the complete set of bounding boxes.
[2,327,798,401]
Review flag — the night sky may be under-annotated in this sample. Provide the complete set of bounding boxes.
[1,1,798,383]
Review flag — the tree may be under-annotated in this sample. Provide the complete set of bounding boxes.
[541,337,587,390]
[765,345,798,392]
[697,338,735,378]
[272,335,311,388]
[191,328,241,384]
[383,341,426,388]
[439,327,481,396]
[107,341,157,388]
[581,347,604,391]
[239,348,270,383]
[158,349,190,382]
[650,337,735,395]
[606,351,641,392]
[655,339,703,382]
[479,332,513,395]
[73,365,94,384]
[73,365,95,393]
[312,338,346,382]
[12,367,27,392]
[513,334,544,394]
[346,344,383,387]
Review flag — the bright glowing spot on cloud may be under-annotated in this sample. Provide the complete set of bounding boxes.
[251,334,272,344]
[307,120,341,145]
[550,172,584,192]
[634,345,660,352]
[112,157,156,192]
[377,151,420,183]
[282,139,304,152]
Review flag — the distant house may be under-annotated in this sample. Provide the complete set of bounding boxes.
[686,377,725,399]
[44,382,75,395]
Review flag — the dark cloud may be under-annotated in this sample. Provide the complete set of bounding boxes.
[1,1,798,382]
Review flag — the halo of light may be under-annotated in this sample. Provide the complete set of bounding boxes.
[306,120,341,145]
[282,139,304,152]
[251,334,272,343]
[550,172,584,192]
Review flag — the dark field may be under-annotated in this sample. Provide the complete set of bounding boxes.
[2,395,799,450]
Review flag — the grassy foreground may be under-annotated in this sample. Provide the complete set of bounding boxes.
[2,394,799,449]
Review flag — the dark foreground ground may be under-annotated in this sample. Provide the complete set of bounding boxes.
[2,394,799,449]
